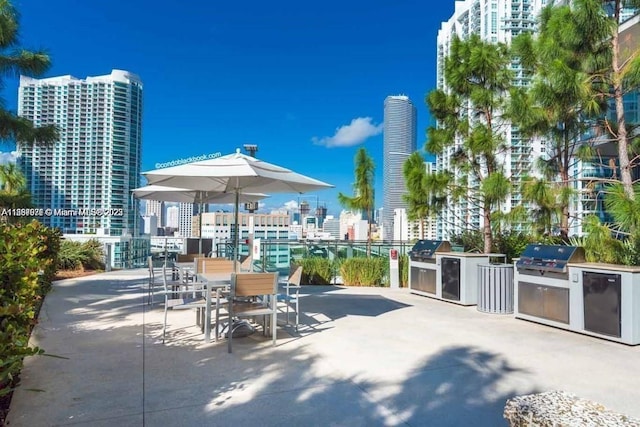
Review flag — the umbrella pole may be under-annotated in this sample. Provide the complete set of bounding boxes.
[197,192,206,256]
[199,202,203,256]
[233,188,240,271]
[164,236,168,268]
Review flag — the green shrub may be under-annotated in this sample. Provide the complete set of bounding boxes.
[619,232,640,266]
[0,220,60,397]
[340,257,388,287]
[449,230,484,253]
[567,215,640,265]
[295,257,334,284]
[57,240,84,270]
[79,239,104,270]
[450,229,534,262]
[57,239,104,271]
[493,231,534,263]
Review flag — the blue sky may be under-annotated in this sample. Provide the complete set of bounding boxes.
[2,0,455,215]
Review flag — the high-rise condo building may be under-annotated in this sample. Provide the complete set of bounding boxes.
[383,95,417,241]
[166,205,179,229]
[17,69,143,235]
[145,200,164,228]
[178,203,194,237]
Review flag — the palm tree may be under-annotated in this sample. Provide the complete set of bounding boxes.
[402,152,449,240]
[594,0,640,200]
[0,162,30,212]
[510,3,607,238]
[338,147,375,256]
[521,176,561,236]
[402,152,430,239]
[0,162,24,193]
[427,34,513,253]
[0,0,57,146]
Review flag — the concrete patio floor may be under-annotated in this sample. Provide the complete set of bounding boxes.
[6,269,640,426]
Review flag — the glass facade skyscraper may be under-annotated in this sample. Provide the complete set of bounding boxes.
[383,95,417,242]
[17,70,143,235]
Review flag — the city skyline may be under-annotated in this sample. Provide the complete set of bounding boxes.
[0,1,457,216]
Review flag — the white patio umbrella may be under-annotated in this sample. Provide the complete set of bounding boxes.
[142,149,333,268]
[132,185,269,204]
[132,184,269,255]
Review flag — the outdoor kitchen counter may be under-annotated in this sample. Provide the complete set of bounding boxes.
[514,261,640,345]
[568,262,640,273]
[437,252,505,257]
[434,253,505,305]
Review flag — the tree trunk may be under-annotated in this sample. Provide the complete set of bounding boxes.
[483,203,492,254]
[559,167,570,239]
[612,0,635,200]
[614,85,634,198]
[421,217,426,240]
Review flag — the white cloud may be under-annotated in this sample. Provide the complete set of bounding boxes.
[0,151,19,164]
[283,200,298,211]
[312,117,383,148]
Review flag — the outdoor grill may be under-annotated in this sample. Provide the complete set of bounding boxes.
[409,240,451,263]
[515,244,585,326]
[516,244,585,279]
[409,240,450,297]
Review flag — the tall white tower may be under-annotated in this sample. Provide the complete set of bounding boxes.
[383,95,417,242]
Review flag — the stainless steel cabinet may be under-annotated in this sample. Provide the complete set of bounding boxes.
[583,271,621,338]
[518,282,570,324]
[410,266,436,294]
[441,257,460,301]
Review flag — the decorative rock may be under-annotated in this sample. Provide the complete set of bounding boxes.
[504,391,640,427]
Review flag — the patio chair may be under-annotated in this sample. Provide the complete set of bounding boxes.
[160,263,208,344]
[147,256,166,305]
[239,256,253,272]
[227,272,279,353]
[177,253,198,263]
[277,266,302,331]
[197,257,236,275]
[192,258,235,329]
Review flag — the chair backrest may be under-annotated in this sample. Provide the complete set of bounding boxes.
[288,266,303,286]
[239,256,253,272]
[232,272,278,297]
[177,253,198,262]
[198,257,235,274]
[147,256,155,287]
[161,263,171,292]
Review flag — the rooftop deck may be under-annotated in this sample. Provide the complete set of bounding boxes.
[7,269,640,426]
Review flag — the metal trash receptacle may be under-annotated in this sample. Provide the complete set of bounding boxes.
[477,263,514,314]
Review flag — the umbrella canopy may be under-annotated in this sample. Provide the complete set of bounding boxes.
[142,149,333,266]
[142,149,333,194]
[132,185,268,256]
[131,185,269,204]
